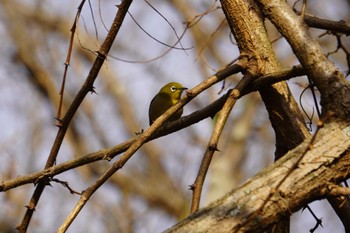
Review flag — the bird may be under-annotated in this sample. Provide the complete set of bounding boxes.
[148,82,187,126]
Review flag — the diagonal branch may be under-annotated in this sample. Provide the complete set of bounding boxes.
[0,65,305,193]
[57,61,246,233]
[16,1,133,232]
[164,120,350,233]
[256,0,350,119]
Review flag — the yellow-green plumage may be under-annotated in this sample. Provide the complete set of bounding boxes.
[148,82,187,125]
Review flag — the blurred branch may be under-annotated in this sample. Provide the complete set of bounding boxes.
[17,0,133,232]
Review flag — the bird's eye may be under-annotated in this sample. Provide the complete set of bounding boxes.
[170,86,177,92]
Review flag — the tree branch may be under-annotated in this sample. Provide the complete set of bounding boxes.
[164,121,350,233]
[257,0,350,119]
[190,72,255,213]
[303,14,350,35]
[0,65,305,193]
[16,0,133,232]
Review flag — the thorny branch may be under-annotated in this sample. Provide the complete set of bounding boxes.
[57,0,86,121]
[0,65,306,193]
[190,72,255,213]
[57,61,246,233]
[16,0,133,232]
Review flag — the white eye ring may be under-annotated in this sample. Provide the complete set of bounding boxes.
[170,86,177,92]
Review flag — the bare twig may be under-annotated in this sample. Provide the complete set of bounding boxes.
[190,72,255,213]
[127,11,192,51]
[1,65,305,193]
[108,25,189,63]
[16,1,133,232]
[304,15,350,35]
[56,0,86,121]
[144,0,190,53]
[50,178,83,195]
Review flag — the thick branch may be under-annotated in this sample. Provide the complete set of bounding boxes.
[256,0,350,118]
[304,14,350,35]
[164,121,350,232]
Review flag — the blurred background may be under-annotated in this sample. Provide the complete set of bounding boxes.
[0,0,349,232]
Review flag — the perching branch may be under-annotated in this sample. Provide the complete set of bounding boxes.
[57,60,246,233]
[0,65,305,193]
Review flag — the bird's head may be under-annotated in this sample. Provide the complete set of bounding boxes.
[159,82,188,103]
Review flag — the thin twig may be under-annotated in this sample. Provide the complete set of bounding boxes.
[303,205,323,232]
[108,25,189,63]
[190,72,255,213]
[127,11,192,51]
[56,0,86,121]
[50,178,83,195]
[144,0,188,53]
[16,1,132,232]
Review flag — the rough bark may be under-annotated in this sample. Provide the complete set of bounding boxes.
[164,120,350,232]
[256,0,350,119]
[219,0,309,231]
[166,1,350,232]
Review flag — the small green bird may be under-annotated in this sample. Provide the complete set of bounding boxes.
[148,82,188,126]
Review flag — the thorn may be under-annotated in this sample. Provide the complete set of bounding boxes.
[189,184,195,190]
[54,117,63,127]
[90,86,98,95]
[25,205,35,211]
[318,218,323,228]
[135,129,144,135]
[46,182,53,187]
[209,144,220,152]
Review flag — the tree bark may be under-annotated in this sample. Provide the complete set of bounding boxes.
[165,0,350,232]
[219,0,309,231]
[255,0,350,119]
[164,120,350,232]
